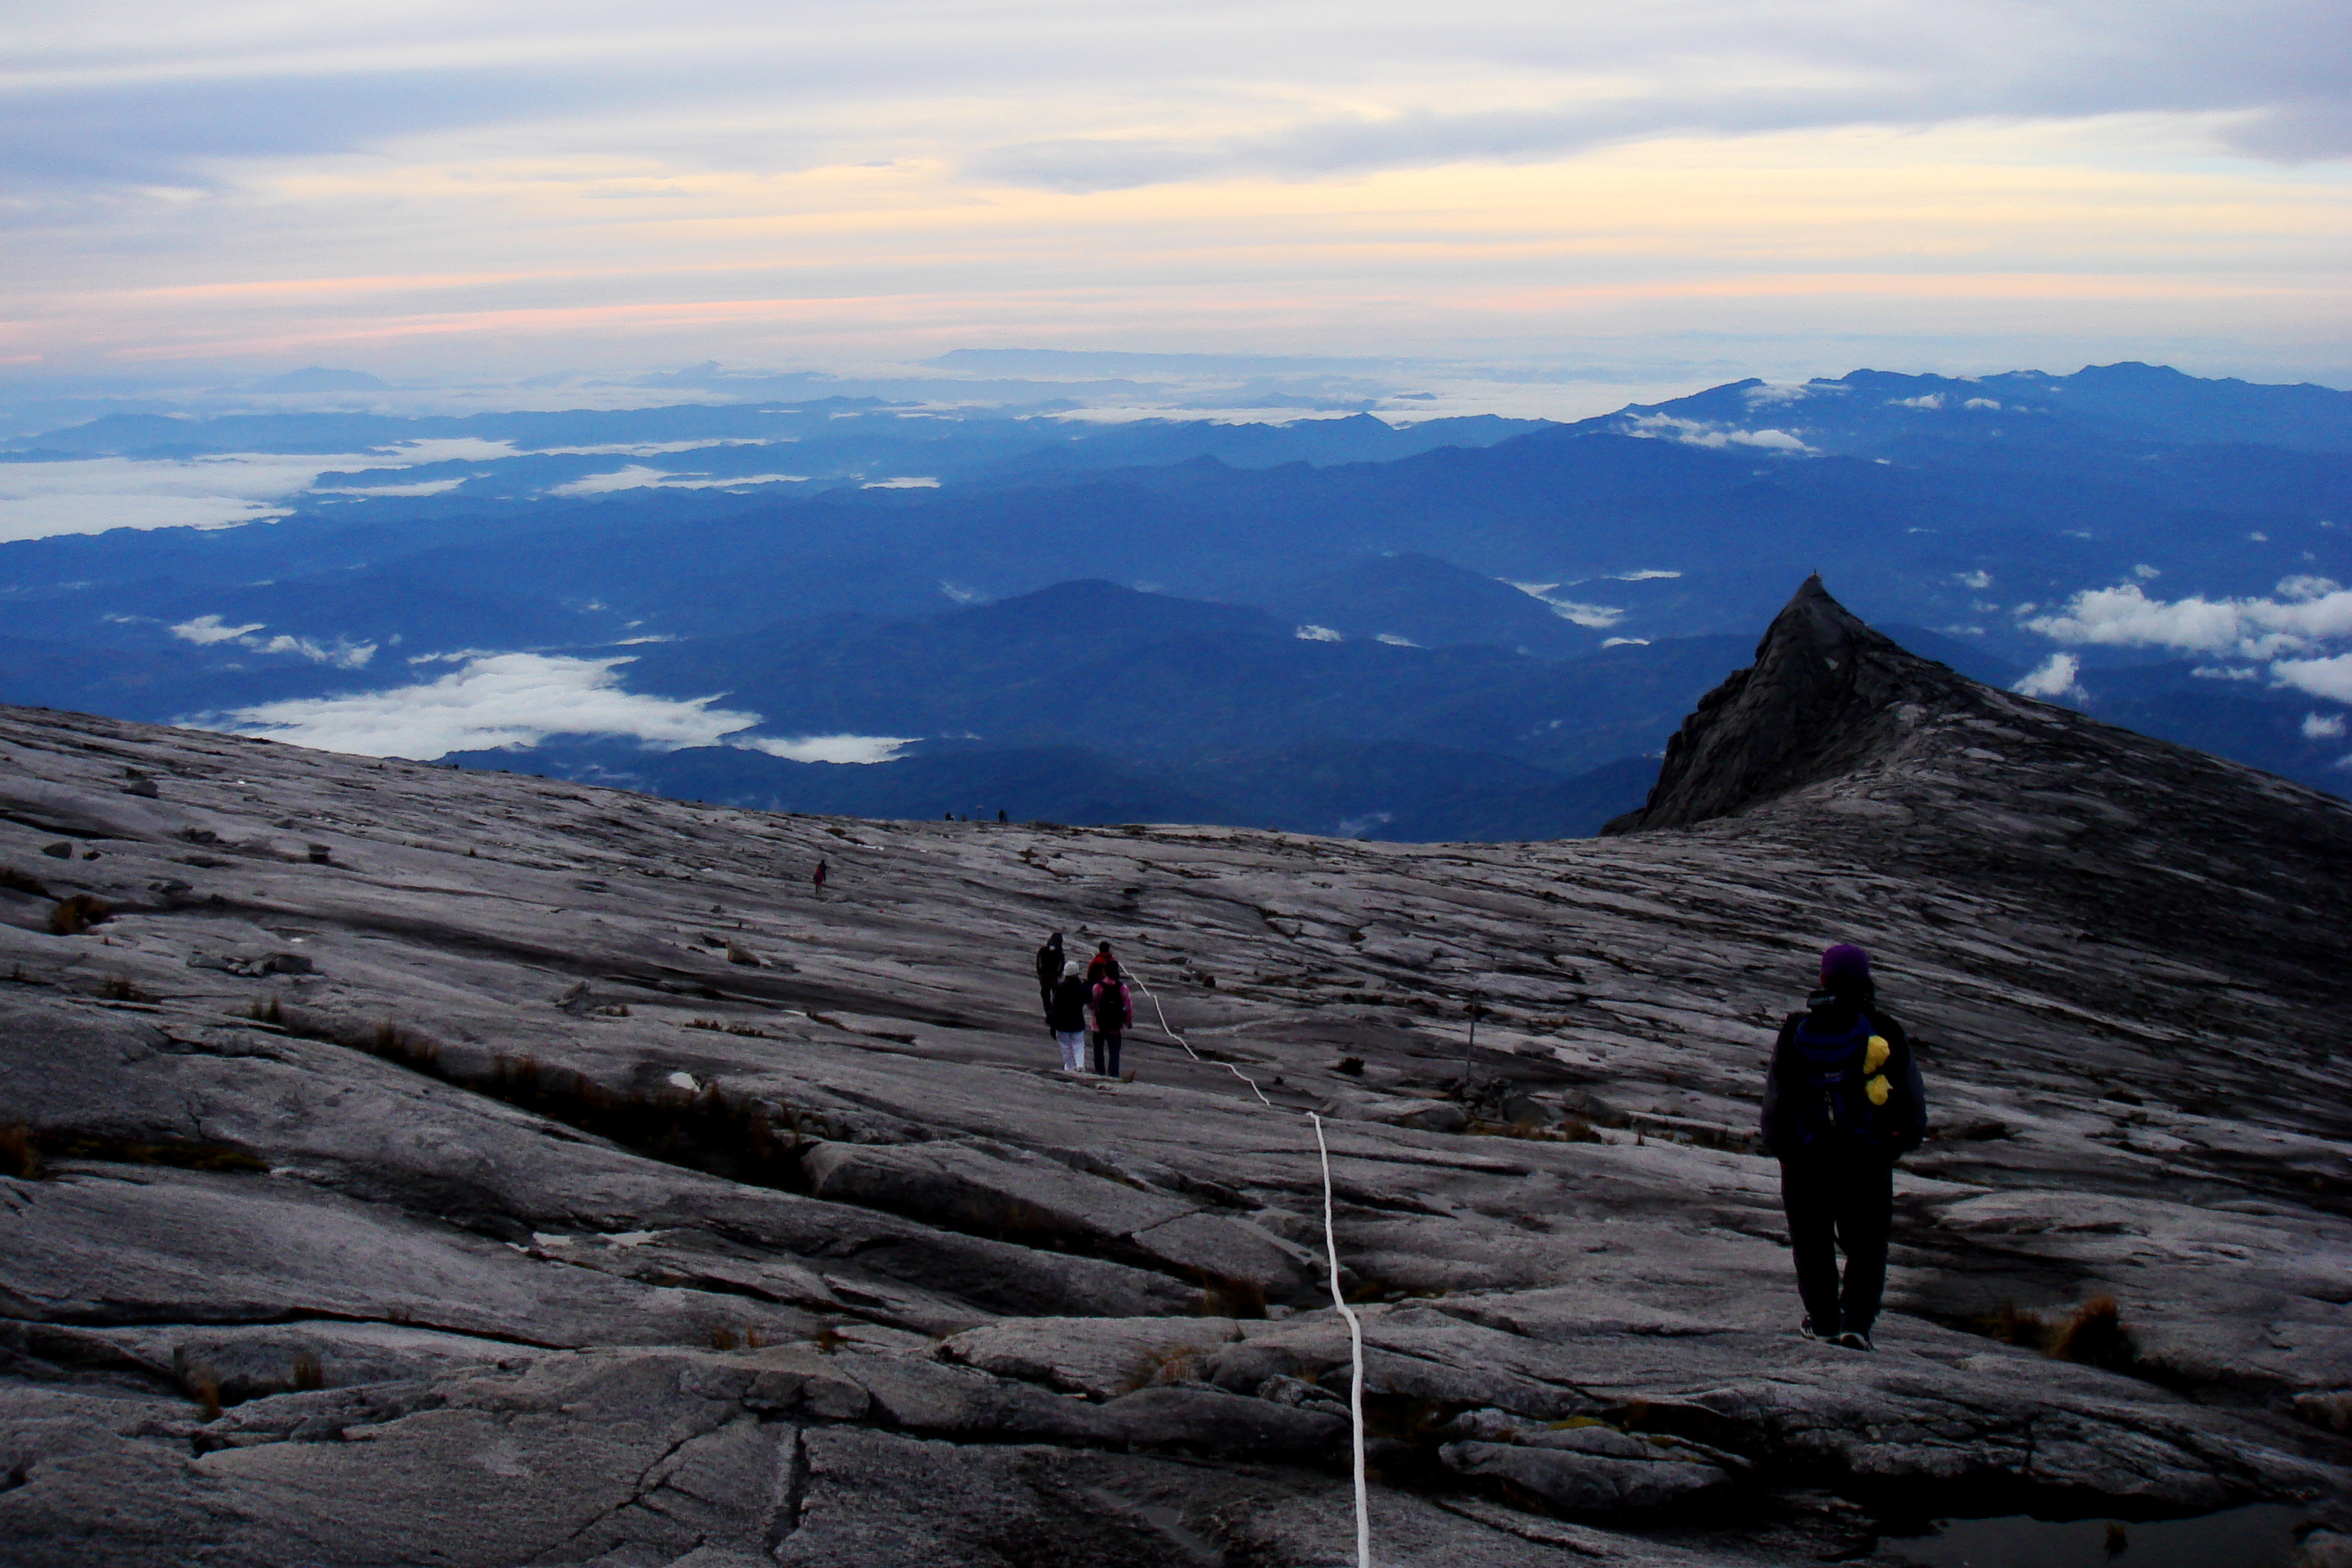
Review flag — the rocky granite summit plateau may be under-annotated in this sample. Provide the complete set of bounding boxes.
[2,580,2349,1566]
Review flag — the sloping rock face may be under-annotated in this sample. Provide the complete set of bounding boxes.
[1606,575,1949,835]
[2,578,2350,1566]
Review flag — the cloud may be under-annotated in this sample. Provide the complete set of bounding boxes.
[2024,577,2352,659]
[312,476,469,497]
[2014,652,2086,700]
[2304,710,2347,740]
[170,612,375,667]
[1607,568,1681,581]
[1892,394,1945,409]
[546,464,807,495]
[1957,569,1992,590]
[1374,632,1420,647]
[2274,655,2352,704]
[1508,579,1628,627]
[1620,414,1810,452]
[170,614,265,645]
[1295,624,1343,642]
[733,733,914,764]
[0,443,544,543]
[211,652,759,758]
[6,2,2347,380]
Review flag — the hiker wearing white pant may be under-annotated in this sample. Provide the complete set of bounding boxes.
[1046,960,1089,1072]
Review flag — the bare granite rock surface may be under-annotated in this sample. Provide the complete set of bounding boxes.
[2,578,2349,1564]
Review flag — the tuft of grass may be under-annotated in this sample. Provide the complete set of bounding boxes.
[186,1367,224,1421]
[2053,1295,2135,1370]
[687,1017,770,1037]
[47,893,112,936]
[248,995,285,1026]
[291,1351,325,1391]
[96,973,151,1003]
[1975,1295,2138,1372]
[710,1326,740,1351]
[0,1125,43,1181]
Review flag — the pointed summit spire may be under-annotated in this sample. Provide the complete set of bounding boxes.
[1603,576,1961,834]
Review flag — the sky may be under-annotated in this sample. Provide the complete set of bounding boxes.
[4,0,2347,394]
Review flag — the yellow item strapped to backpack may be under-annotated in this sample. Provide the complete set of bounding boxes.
[1863,1034,1892,1106]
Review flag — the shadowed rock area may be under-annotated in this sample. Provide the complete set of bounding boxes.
[2,579,2349,1566]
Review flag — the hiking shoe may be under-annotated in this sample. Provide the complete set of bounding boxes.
[1836,1330,1875,1352]
[1798,1318,1823,1342]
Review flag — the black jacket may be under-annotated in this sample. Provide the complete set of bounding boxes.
[1759,992,1927,1161]
[1034,940,1063,994]
[1047,975,1089,1032]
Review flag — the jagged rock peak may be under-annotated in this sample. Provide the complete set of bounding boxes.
[1604,574,1962,834]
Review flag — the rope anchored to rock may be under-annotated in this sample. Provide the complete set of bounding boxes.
[1122,965,1374,1568]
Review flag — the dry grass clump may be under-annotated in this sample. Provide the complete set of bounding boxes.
[686,1017,773,1038]
[96,974,152,1002]
[291,1351,325,1391]
[47,893,112,936]
[1978,1294,2137,1371]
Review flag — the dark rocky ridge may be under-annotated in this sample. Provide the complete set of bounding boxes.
[1,578,2349,1566]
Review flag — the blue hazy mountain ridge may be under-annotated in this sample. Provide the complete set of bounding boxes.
[441,735,1665,843]
[0,361,2347,836]
[613,580,1752,777]
[1591,361,2352,456]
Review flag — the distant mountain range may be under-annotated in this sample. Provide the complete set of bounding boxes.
[2,361,2345,837]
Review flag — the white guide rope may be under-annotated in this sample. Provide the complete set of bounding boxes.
[1122,966,1372,1566]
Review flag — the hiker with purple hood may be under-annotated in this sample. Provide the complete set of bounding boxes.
[1759,943,1927,1351]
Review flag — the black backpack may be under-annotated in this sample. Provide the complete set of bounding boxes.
[1788,1011,1893,1155]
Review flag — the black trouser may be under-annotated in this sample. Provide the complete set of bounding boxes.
[1779,1154,1893,1335]
[1091,1031,1122,1077]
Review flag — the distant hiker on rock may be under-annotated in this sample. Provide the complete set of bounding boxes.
[1034,931,1064,1015]
[1047,960,1090,1073]
[1086,939,1117,985]
[1089,960,1132,1079]
[1759,943,1926,1353]
[812,859,828,897]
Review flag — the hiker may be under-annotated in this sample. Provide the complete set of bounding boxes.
[1085,939,1117,985]
[1089,959,1132,1079]
[812,859,828,897]
[1033,931,1064,1016]
[1759,944,1926,1352]
[1047,960,1090,1073]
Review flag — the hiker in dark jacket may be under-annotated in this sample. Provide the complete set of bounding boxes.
[1089,961,1132,1079]
[1759,943,1926,1352]
[1047,961,1090,1073]
[1034,932,1064,1018]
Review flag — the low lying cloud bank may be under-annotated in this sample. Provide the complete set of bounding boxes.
[1619,414,1810,452]
[2023,577,2352,710]
[2024,577,2352,661]
[171,614,376,668]
[211,653,761,759]
[735,734,916,765]
[547,465,808,496]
